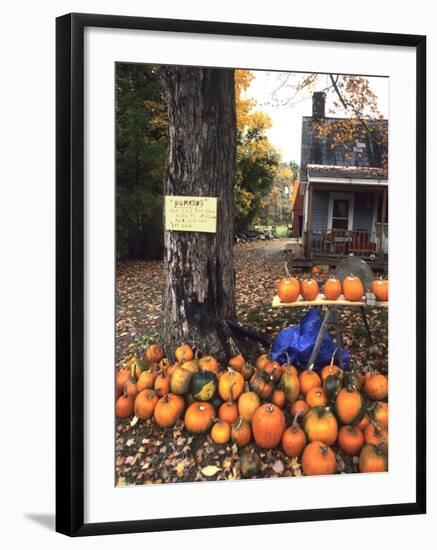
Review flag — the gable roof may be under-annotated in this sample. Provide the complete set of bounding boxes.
[300,116,388,183]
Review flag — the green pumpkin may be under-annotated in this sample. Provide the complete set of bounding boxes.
[190,371,218,401]
[281,371,300,404]
[170,367,193,395]
[323,374,342,402]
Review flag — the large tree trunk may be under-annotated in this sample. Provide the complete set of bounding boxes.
[160,66,237,363]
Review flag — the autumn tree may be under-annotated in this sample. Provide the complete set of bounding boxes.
[160,67,237,362]
[234,70,280,229]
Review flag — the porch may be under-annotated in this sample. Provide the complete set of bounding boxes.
[303,177,388,268]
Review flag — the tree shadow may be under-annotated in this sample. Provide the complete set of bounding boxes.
[25,513,55,531]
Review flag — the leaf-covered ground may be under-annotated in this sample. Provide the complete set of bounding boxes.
[116,240,388,486]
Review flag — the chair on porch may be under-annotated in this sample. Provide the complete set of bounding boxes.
[348,229,376,255]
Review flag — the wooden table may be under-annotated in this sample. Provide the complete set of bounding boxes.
[272,294,388,369]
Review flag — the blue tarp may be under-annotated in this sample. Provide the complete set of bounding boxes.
[271,308,350,372]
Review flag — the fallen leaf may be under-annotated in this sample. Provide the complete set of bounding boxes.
[130,415,138,427]
[201,465,221,477]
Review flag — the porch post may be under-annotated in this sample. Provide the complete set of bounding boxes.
[379,187,387,260]
[306,183,313,259]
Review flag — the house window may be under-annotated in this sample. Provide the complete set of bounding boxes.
[332,199,350,229]
[328,192,354,231]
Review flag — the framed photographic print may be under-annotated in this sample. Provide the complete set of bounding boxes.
[56,13,426,536]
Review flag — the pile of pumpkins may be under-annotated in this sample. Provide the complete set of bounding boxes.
[116,343,389,477]
[278,273,389,304]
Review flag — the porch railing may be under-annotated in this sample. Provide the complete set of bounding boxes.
[308,229,385,258]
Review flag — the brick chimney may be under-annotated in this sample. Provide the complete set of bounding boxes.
[312,91,326,118]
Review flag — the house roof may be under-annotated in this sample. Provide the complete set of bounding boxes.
[307,164,388,181]
[300,116,388,184]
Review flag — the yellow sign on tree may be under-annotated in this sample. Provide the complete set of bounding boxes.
[164,196,217,233]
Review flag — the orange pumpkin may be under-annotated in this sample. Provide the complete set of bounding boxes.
[277,277,300,303]
[136,368,157,392]
[370,401,388,428]
[199,355,219,373]
[252,403,286,449]
[255,354,270,370]
[272,389,286,408]
[231,417,252,447]
[218,387,239,424]
[134,389,158,420]
[343,275,365,302]
[356,413,370,432]
[262,360,282,382]
[301,278,319,301]
[116,368,131,395]
[144,343,164,363]
[335,384,365,425]
[305,386,327,407]
[153,393,184,428]
[290,399,310,418]
[359,443,388,473]
[282,411,307,457]
[371,279,389,302]
[364,373,388,401]
[154,370,171,397]
[238,389,261,424]
[228,354,245,372]
[299,364,321,396]
[364,422,388,447]
[124,378,138,399]
[302,406,338,446]
[338,425,365,455]
[219,368,245,401]
[323,277,342,300]
[184,402,215,434]
[302,441,337,476]
[175,343,194,362]
[321,356,344,382]
[116,394,134,418]
[211,420,231,445]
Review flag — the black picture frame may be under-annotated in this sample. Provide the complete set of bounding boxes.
[56,12,426,537]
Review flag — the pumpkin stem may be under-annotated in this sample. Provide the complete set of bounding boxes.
[307,363,315,373]
[285,351,290,366]
[291,409,303,430]
[330,348,338,367]
[284,261,291,277]
[129,359,136,380]
[234,416,243,430]
[228,383,236,406]
[266,404,274,414]
[148,389,158,400]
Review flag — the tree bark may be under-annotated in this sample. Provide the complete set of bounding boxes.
[160,66,237,363]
